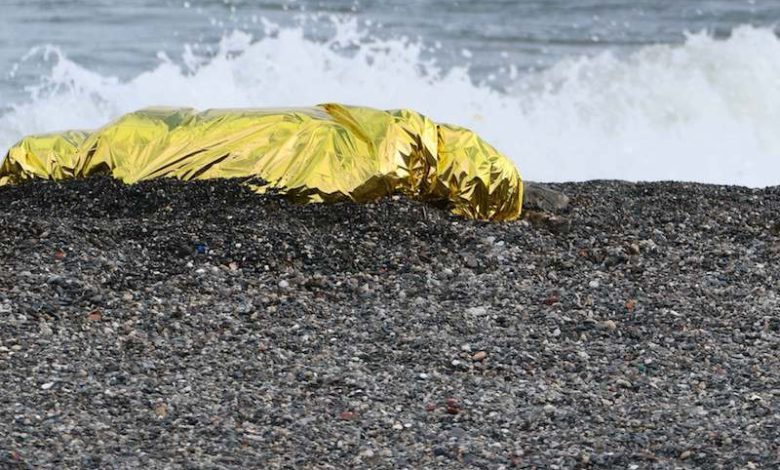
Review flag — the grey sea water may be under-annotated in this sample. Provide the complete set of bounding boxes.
[1,0,779,184]
[1,0,774,98]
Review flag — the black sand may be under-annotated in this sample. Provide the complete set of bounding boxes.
[0,178,778,469]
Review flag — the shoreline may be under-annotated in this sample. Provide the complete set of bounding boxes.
[1,178,778,468]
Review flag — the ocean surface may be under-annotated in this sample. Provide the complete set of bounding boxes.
[1,0,778,185]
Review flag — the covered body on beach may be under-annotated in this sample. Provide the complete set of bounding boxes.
[0,104,523,221]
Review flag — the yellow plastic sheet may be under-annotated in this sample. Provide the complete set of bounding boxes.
[0,104,522,220]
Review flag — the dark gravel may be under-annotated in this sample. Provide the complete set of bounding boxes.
[0,177,778,469]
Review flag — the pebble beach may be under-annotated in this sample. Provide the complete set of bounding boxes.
[0,178,778,468]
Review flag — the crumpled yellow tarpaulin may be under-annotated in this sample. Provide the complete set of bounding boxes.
[0,104,522,220]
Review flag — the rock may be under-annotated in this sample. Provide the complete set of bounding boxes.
[522,183,570,213]
[600,320,618,331]
[615,378,633,389]
[463,253,479,269]
[472,351,488,361]
[433,446,449,457]
[39,322,53,337]
[523,210,572,234]
[445,398,461,415]
[466,306,488,316]
[154,403,168,418]
[639,239,657,251]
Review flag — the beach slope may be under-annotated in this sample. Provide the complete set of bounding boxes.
[0,178,778,468]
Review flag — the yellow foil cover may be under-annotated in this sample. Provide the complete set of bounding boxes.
[0,104,522,220]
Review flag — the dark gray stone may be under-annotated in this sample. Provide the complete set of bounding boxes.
[523,182,570,212]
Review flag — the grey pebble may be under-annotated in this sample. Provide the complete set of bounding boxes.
[0,178,777,469]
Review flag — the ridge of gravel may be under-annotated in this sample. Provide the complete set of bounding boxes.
[0,177,779,469]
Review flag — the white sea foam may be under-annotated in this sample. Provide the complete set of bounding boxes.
[1,21,779,186]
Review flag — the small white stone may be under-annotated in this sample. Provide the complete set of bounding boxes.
[278,280,289,289]
[466,306,488,316]
[588,280,600,288]
[41,382,54,390]
[39,322,53,337]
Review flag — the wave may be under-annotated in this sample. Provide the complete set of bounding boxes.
[1,20,779,186]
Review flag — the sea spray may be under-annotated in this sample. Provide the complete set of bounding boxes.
[1,20,779,186]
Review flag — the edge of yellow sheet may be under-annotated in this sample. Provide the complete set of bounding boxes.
[0,104,523,221]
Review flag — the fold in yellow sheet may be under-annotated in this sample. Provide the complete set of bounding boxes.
[0,104,522,220]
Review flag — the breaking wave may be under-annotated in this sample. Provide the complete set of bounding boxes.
[2,20,779,186]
